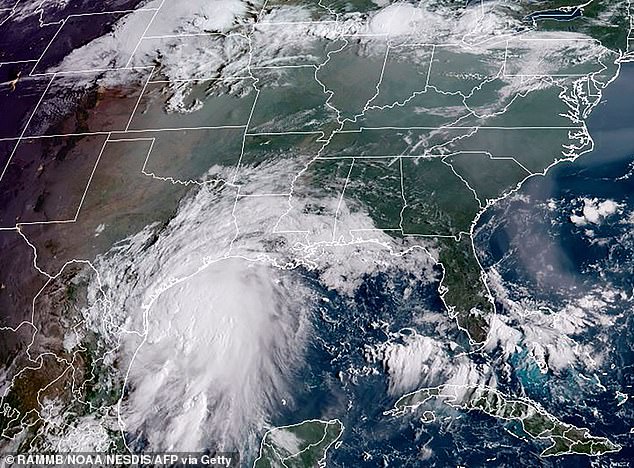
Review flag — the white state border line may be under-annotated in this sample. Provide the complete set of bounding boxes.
[245,130,326,136]
[334,125,583,132]
[27,8,160,76]
[30,65,154,78]
[0,2,597,185]
[0,125,583,143]
[341,125,585,131]
[313,154,496,160]
[28,17,67,75]
[250,64,317,70]
[124,67,155,132]
[147,75,252,84]
[0,131,211,229]
[0,1,158,27]
[137,31,249,42]
[502,36,608,78]
[124,0,166,69]
[0,73,55,183]
[0,125,252,144]
[257,20,341,25]
[142,32,227,39]
[1,0,606,79]
[0,0,627,452]
[0,59,38,67]
[0,1,623,277]
[0,134,110,228]
[0,67,153,149]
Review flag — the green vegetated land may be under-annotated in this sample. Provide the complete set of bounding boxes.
[254,419,344,468]
[299,14,619,341]
[521,0,631,52]
[136,0,626,346]
[387,385,621,457]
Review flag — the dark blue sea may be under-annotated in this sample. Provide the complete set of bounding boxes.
[275,63,634,466]
[474,62,634,466]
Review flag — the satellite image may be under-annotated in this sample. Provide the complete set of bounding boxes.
[0,0,633,466]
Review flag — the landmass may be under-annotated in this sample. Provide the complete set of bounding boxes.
[523,0,631,52]
[253,419,344,468]
[0,0,631,458]
[385,384,621,457]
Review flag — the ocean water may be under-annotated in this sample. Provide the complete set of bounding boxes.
[268,64,634,466]
[2,0,632,463]
[473,62,634,466]
[478,64,634,460]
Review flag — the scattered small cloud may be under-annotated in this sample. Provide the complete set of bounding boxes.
[570,197,623,226]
